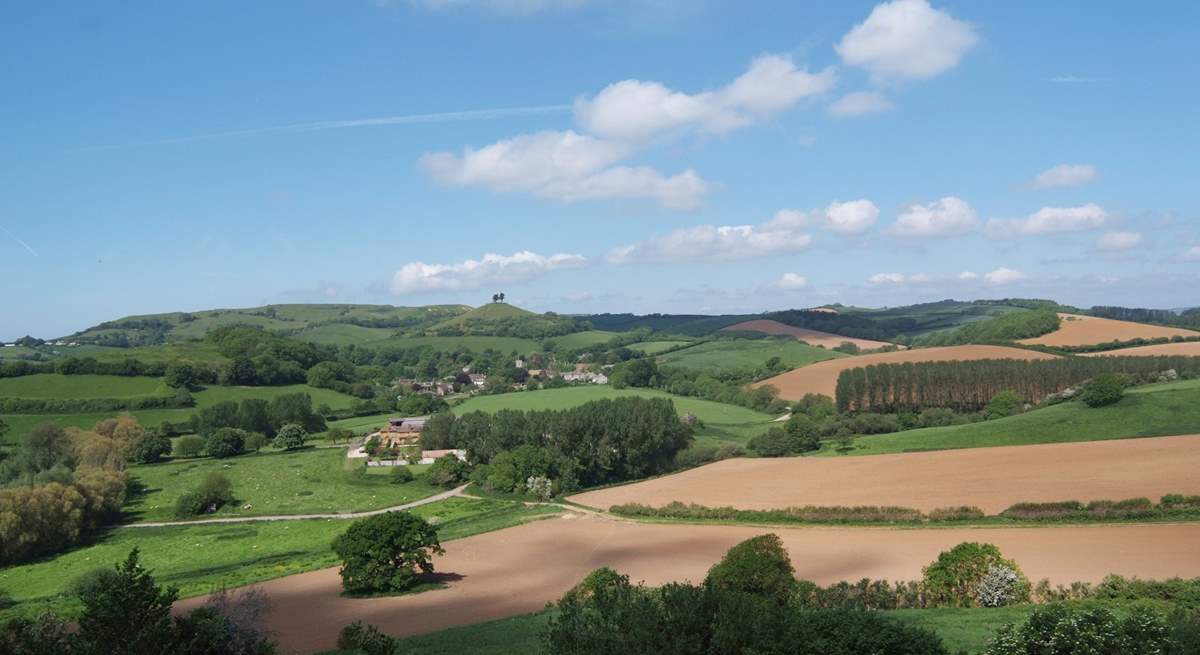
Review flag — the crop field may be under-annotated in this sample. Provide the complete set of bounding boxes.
[451,386,776,446]
[720,319,895,349]
[125,447,442,523]
[841,378,1200,456]
[753,344,1058,401]
[567,434,1200,513]
[1081,341,1200,357]
[656,338,844,370]
[0,373,167,399]
[1019,313,1199,347]
[0,497,554,623]
[207,513,1200,654]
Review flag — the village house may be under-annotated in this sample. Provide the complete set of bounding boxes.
[468,373,487,387]
[372,416,426,449]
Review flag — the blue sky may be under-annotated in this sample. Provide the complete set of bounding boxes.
[3,0,1198,339]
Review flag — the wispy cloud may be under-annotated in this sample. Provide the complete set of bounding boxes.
[1048,75,1110,83]
[70,105,571,152]
[0,225,37,257]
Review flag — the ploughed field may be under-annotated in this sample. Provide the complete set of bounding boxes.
[1081,341,1200,357]
[719,319,895,350]
[567,435,1200,514]
[753,344,1058,401]
[1019,313,1199,347]
[188,514,1200,654]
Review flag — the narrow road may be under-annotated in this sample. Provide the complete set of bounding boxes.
[122,484,470,528]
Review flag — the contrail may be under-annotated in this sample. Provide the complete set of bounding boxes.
[0,225,37,257]
[69,104,572,152]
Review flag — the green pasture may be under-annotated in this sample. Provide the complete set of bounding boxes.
[550,330,619,350]
[656,338,844,371]
[0,374,167,399]
[372,335,540,354]
[293,323,396,346]
[627,340,691,355]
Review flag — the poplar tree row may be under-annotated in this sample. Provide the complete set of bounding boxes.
[834,356,1199,413]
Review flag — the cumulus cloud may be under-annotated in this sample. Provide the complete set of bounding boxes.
[835,0,978,82]
[776,272,810,289]
[391,250,586,293]
[1031,163,1096,189]
[887,196,979,238]
[984,267,1025,285]
[957,271,978,280]
[868,272,930,285]
[1183,246,1200,261]
[608,217,812,264]
[827,91,893,117]
[1096,231,1142,252]
[769,200,879,235]
[985,203,1108,238]
[420,130,709,210]
[575,54,836,143]
[406,0,587,14]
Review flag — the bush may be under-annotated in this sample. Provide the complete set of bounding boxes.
[174,435,205,458]
[975,565,1024,607]
[1079,372,1127,407]
[922,542,1029,608]
[389,466,414,484]
[337,621,399,655]
[704,533,796,603]
[244,432,267,453]
[984,604,1193,655]
[130,432,173,464]
[332,512,444,593]
[985,390,1023,419]
[272,423,308,451]
[175,473,235,518]
[205,427,246,459]
[427,453,470,488]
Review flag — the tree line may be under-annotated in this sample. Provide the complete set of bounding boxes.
[913,309,1060,346]
[1091,305,1200,329]
[0,388,195,415]
[834,356,1200,413]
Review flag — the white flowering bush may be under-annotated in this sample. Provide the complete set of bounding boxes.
[526,475,554,500]
[975,564,1022,607]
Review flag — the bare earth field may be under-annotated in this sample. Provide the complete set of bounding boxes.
[753,344,1058,400]
[568,435,1200,513]
[720,319,894,350]
[1020,313,1199,347]
[1081,341,1200,357]
[182,516,1200,654]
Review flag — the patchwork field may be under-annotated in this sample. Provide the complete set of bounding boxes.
[550,330,619,349]
[0,373,167,399]
[567,434,1200,513]
[720,319,894,349]
[293,324,396,346]
[1019,313,1199,347]
[656,338,844,371]
[371,335,540,354]
[753,344,1058,401]
[1081,341,1200,357]
[627,340,691,355]
[190,514,1200,654]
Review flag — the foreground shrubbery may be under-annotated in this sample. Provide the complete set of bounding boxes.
[543,534,949,655]
[984,603,1200,654]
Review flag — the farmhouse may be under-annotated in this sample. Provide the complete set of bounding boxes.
[468,373,487,387]
[373,417,426,448]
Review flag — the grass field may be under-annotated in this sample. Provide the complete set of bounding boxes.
[371,335,540,354]
[550,330,618,350]
[834,379,1200,456]
[0,373,168,399]
[190,383,358,410]
[656,338,844,371]
[125,447,441,523]
[293,324,396,346]
[452,385,776,447]
[1,409,194,446]
[627,340,691,355]
[89,342,230,365]
[0,497,556,622]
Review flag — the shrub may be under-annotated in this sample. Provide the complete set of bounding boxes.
[389,466,414,484]
[983,604,1188,655]
[1079,372,1127,407]
[749,427,798,457]
[922,542,1029,608]
[332,512,444,593]
[272,423,308,450]
[244,432,267,453]
[205,427,246,459]
[705,533,796,603]
[985,390,1023,419]
[175,472,234,518]
[337,621,399,655]
[130,432,173,464]
[975,565,1024,607]
[928,506,986,521]
[427,453,470,488]
[174,435,205,458]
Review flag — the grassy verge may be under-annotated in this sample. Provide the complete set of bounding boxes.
[0,497,558,623]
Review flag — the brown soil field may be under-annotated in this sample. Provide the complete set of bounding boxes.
[720,319,893,350]
[753,344,1058,400]
[180,517,1200,654]
[1081,341,1200,357]
[568,435,1200,514]
[1020,313,1199,347]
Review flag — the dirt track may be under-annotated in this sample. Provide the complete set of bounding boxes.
[720,319,894,350]
[569,435,1200,513]
[182,517,1200,654]
[1020,313,1199,347]
[753,344,1058,400]
[1082,341,1200,357]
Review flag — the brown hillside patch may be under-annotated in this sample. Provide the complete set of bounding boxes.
[1020,313,1199,347]
[721,319,893,349]
[1081,341,1200,357]
[568,434,1200,514]
[753,344,1057,400]
[185,518,1200,654]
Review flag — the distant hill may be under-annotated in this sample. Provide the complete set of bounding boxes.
[422,303,590,339]
[61,303,469,347]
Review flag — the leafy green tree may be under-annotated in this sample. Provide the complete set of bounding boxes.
[420,412,456,449]
[337,621,400,655]
[236,398,275,437]
[130,431,173,464]
[77,549,178,655]
[705,534,797,604]
[244,432,267,453]
[1080,373,1126,407]
[174,435,205,458]
[427,453,470,488]
[389,466,414,484]
[985,390,1023,419]
[205,427,246,459]
[326,426,353,444]
[784,414,820,452]
[749,427,796,457]
[175,473,235,518]
[922,542,1029,608]
[610,358,658,388]
[269,393,325,432]
[272,423,308,451]
[163,363,200,390]
[332,512,444,593]
[192,400,240,437]
[0,611,76,654]
[0,418,8,440]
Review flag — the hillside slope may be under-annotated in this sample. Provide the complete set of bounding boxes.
[1019,313,1200,347]
[423,303,589,339]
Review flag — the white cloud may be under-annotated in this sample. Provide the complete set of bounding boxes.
[827,91,893,117]
[420,130,709,210]
[984,267,1025,285]
[406,0,587,14]
[957,271,978,280]
[575,54,836,143]
[768,199,878,235]
[1096,231,1142,252]
[1183,246,1200,261]
[1031,163,1096,189]
[868,272,930,285]
[608,217,812,264]
[985,203,1108,238]
[835,0,977,82]
[391,250,586,293]
[888,196,979,238]
[777,272,810,289]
